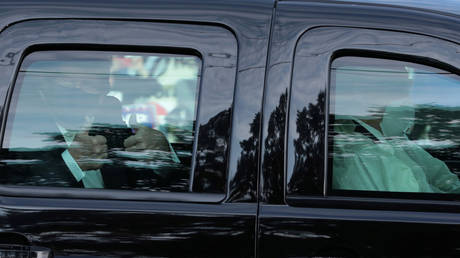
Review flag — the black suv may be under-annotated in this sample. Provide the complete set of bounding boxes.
[0,0,460,257]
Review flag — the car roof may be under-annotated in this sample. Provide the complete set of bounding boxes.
[282,0,460,18]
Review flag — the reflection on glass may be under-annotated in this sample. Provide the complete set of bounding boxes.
[1,50,201,191]
[330,57,460,194]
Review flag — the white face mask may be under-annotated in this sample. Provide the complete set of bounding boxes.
[380,104,415,138]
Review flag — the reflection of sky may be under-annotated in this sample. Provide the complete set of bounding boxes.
[411,72,460,107]
[7,73,114,149]
[332,65,460,118]
[332,68,413,117]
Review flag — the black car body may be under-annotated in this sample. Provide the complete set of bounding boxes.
[0,0,460,257]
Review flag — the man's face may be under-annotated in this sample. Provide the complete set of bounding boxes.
[45,75,109,129]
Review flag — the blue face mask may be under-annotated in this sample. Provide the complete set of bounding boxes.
[380,104,415,138]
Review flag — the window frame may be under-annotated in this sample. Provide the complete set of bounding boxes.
[328,53,460,200]
[286,27,460,210]
[4,48,203,195]
[0,19,237,203]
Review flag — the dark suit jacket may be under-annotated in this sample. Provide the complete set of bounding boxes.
[0,121,190,190]
[0,133,183,190]
[0,96,186,190]
[0,127,135,189]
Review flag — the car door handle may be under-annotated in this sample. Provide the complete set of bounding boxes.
[0,244,52,258]
[30,246,53,258]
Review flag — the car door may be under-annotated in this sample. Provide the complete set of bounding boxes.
[259,1,460,257]
[0,0,274,257]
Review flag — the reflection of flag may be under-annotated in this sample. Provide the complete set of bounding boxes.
[150,102,167,115]
[122,102,168,129]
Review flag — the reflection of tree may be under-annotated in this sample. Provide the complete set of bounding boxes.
[262,92,287,203]
[288,91,325,195]
[412,107,460,143]
[193,108,230,193]
[411,106,460,173]
[228,112,260,202]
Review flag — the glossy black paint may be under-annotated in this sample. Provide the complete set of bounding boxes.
[0,0,275,256]
[260,0,460,203]
[2,197,257,257]
[260,204,460,257]
[259,1,460,257]
[0,0,275,203]
[288,27,460,197]
[2,0,460,257]
[0,19,237,196]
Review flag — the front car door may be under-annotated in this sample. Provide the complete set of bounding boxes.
[0,0,274,256]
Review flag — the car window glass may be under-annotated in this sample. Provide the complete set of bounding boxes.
[1,50,201,192]
[330,56,460,194]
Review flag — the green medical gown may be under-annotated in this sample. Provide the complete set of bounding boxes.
[332,118,460,193]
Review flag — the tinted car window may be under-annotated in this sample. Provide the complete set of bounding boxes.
[1,50,201,192]
[329,56,460,194]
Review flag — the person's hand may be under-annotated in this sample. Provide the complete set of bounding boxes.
[68,131,108,171]
[123,126,170,152]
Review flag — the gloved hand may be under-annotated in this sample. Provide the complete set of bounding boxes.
[68,131,108,171]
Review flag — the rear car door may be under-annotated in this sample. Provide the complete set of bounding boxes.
[260,1,460,257]
[0,0,274,256]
